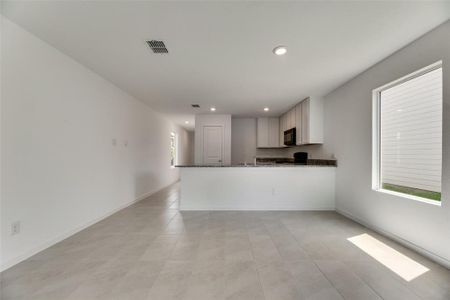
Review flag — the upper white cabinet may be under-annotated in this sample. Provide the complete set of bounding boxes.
[256,96,323,148]
[295,97,324,145]
[277,107,296,146]
[257,117,269,147]
[287,108,296,129]
[268,118,279,147]
[295,102,302,144]
[279,113,289,147]
[257,117,279,148]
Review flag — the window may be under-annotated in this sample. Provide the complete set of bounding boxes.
[373,62,442,204]
[170,132,178,167]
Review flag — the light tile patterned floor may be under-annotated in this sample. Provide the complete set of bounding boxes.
[1,182,450,299]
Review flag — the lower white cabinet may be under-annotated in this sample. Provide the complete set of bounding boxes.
[257,117,280,148]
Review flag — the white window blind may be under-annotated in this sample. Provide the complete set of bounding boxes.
[380,67,442,193]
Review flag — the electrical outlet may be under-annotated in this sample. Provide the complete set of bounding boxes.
[112,138,117,146]
[11,221,21,236]
[272,187,276,196]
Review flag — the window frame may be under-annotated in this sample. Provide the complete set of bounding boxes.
[372,61,443,206]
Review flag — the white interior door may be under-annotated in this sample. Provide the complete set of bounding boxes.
[203,126,224,165]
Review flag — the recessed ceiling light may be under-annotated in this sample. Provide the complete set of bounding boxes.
[273,46,287,56]
[184,121,189,124]
[210,107,216,112]
[264,107,270,112]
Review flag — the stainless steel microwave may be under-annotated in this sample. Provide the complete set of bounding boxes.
[284,128,296,146]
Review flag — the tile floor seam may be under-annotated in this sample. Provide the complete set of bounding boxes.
[341,261,388,300]
[252,253,269,300]
[311,259,346,300]
[281,219,315,262]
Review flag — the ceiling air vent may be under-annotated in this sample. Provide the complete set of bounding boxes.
[146,40,168,54]
[191,104,200,108]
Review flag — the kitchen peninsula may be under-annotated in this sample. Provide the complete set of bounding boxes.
[177,160,336,210]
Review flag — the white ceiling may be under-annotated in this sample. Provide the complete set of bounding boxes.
[2,1,450,129]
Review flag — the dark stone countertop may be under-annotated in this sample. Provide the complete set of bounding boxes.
[176,158,337,168]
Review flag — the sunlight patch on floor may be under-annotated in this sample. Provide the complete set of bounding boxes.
[347,233,429,281]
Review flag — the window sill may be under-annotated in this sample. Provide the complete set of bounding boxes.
[375,188,442,207]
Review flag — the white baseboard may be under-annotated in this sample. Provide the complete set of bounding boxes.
[0,181,177,272]
[180,207,335,211]
[336,208,450,270]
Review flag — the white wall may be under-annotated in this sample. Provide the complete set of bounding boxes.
[177,129,194,165]
[0,18,189,270]
[194,114,231,165]
[323,21,450,266]
[231,117,328,164]
[0,11,4,268]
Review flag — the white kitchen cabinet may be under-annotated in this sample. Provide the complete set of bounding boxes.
[257,117,269,147]
[287,108,296,129]
[279,113,288,147]
[268,118,279,147]
[295,102,302,145]
[278,109,295,146]
[257,117,279,148]
[259,97,323,148]
[298,97,323,144]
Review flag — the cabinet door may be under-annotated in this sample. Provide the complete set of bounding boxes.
[289,109,296,129]
[268,117,279,147]
[285,113,289,130]
[286,109,292,129]
[301,99,310,144]
[257,118,269,148]
[279,113,286,146]
[295,103,302,145]
[286,110,291,129]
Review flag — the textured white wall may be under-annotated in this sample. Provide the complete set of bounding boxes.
[323,21,450,266]
[1,19,189,270]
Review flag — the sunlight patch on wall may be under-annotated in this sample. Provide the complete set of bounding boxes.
[347,233,429,281]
